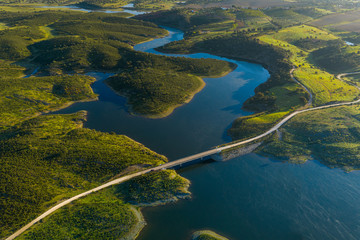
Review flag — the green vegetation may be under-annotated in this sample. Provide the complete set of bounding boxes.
[139,7,360,142]
[157,30,296,107]
[106,53,235,116]
[0,8,235,116]
[107,68,204,117]
[32,36,127,73]
[0,112,169,238]
[264,8,313,27]
[0,10,166,72]
[311,44,360,73]
[293,67,358,104]
[0,6,202,239]
[0,73,96,129]
[259,105,360,170]
[75,0,128,9]
[136,8,235,31]
[344,74,360,86]
[337,31,360,45]
[18,190,140,240]
[293,7,332,19]
[133,0,178,10]
[262,25,339,50]
[229,111,289,140]
[257,26,359,105]
[18,169,190,240]
[3,3,360,239]
[115,169,190,204]
[192,230,229,240]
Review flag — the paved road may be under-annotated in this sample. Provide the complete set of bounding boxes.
[337,71,360,80]
[6,76,360,239]
[337,72,360,91]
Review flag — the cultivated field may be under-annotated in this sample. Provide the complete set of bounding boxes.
[311,9,360,32]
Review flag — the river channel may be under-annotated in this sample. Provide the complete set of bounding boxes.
[51,7,360,240]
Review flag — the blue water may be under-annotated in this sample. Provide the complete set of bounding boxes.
[138,154,360,240]
[54,27,269,160]
[48,8,360,240]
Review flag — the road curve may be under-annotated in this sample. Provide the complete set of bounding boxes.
[337,72,360,91]
[337,71,360,80]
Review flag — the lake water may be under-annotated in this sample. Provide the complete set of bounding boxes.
[138,154,360,240]
[50,8,360,240]
[54,27,269,160]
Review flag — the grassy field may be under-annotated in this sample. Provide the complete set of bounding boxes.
[227,23,360,140]
[258,27,360,105]
[293,67,359,104]
[263,25,338,46]
[184,0,293,8]
[259,105,360,170]
[229,111,290,139]
[264,8,313,27]
[293,7,333,19]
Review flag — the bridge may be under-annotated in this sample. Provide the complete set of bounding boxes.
[6,71,360,240]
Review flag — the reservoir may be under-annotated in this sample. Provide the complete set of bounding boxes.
[52,8,360,240]
[54,27,269,160]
